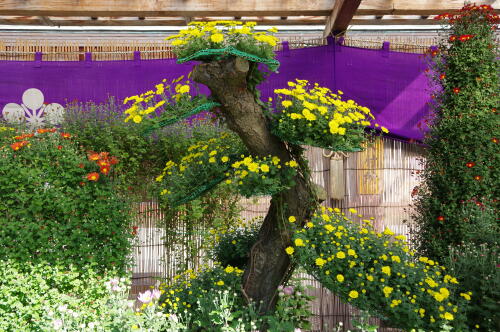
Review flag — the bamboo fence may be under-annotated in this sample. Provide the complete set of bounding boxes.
[0,34,453,61]
[130,137,425,331]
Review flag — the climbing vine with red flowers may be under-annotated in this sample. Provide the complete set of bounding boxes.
[412,5,499,330]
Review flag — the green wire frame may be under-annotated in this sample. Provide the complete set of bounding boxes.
[142,101,221,136]
[177,47,280,72]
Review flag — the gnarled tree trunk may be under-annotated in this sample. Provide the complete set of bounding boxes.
[191,57,318,315]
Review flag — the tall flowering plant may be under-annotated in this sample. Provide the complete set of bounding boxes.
[412,5,499,331]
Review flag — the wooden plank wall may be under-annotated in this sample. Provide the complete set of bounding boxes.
[130,137,425,331]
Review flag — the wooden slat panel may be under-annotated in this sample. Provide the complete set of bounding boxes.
[0,0,334,16]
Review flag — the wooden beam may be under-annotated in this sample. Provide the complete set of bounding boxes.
[323,0,362,38]
[357,0,499,15]
[0,0,333,17]
[38,16,54,26]
[351,18,439,25]
[0,16,327,26]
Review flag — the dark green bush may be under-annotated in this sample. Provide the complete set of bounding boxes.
[209,222,260,268]
[0,130,133,272]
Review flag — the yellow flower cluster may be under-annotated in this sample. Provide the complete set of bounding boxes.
[158,263,244,313]
[166,20,279,48]
[123,76,191,124]
[272,79,389,151]
[289,206,470,330]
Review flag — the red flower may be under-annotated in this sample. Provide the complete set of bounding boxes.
[37,128,47,134]
[466,162,475,168]
[431,50,438,57]
[99,152,109,159]
[437,216,445,221]
[88,153,100,161]
[79,181,85,186]
[60,132,71,139]
[473,175,482,181]
[492,137,498,144]
[86,172,100,181]
[78,163,84,168]
[132,226,139,236]
[57,145,63,150]
[100,166,110,175]
[453,87,460,94]
[449,35,457,42]
[47,128,57,133]
[439,73,446,80]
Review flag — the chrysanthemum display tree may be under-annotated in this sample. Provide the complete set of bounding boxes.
[124,21,383,315]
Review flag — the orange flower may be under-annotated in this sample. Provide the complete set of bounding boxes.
[453,87,460,94]
[99,152,109,159]
[37,128,47,134]
[60,132,71,139]
[473,175,482,181]
[109,156,119,165]
[10,142,21,151]
[437,216,445,221]
[47,128,57,133]
[439,73,446,80]
[97,159,110,167]
[492,137,498,144]
[88,153,100,161]
[100,166,110,175]
[86,172,100,181]
[449,35,457,42]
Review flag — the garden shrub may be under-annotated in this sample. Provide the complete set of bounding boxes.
[158,264,313,331]
[0,260,175,332]
[209,219,260,268]
[413,4,499,260]
[0,129,133,272]
[444,203,500,331]
[290,206,469,331]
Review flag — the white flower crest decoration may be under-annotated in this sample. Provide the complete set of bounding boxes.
[2,88,64,128]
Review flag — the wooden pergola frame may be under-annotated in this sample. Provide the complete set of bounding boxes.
[0,0,498,37]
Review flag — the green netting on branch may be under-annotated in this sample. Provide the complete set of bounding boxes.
[271,129,364,153]
[142,101,221,136]
[170,175,227,207]
[177,47,280,72]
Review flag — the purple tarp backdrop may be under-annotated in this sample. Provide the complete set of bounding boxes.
[0,40,431,141]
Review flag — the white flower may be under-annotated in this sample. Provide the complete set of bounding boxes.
[57,304,67,312]
[88,322,96,329]
[152,289,161,300]
[138,290,153,304]
[53,320,63,330]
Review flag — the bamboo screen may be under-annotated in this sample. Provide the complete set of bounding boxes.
[0,34,453,61]
[130,136,425,331]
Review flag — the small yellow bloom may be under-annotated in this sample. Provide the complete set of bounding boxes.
[285,247,294,255]
[348,290,359,299]
[336,274,344,282]
[210,33,224,43]
[294,238,305,247]
[216,280,224,286]
[288,216,296,223]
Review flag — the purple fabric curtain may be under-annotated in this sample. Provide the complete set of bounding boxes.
[0,41,431,140]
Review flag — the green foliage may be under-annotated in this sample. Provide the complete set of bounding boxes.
[413,4,499,260]
[209,221,260,268]
[158,265,313,331]
[291,207,469,331]
[444,203,500,332]
[270,79,386,152]
[156,131,247,206]
[0,260,177,332]
[0,130,133,272]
